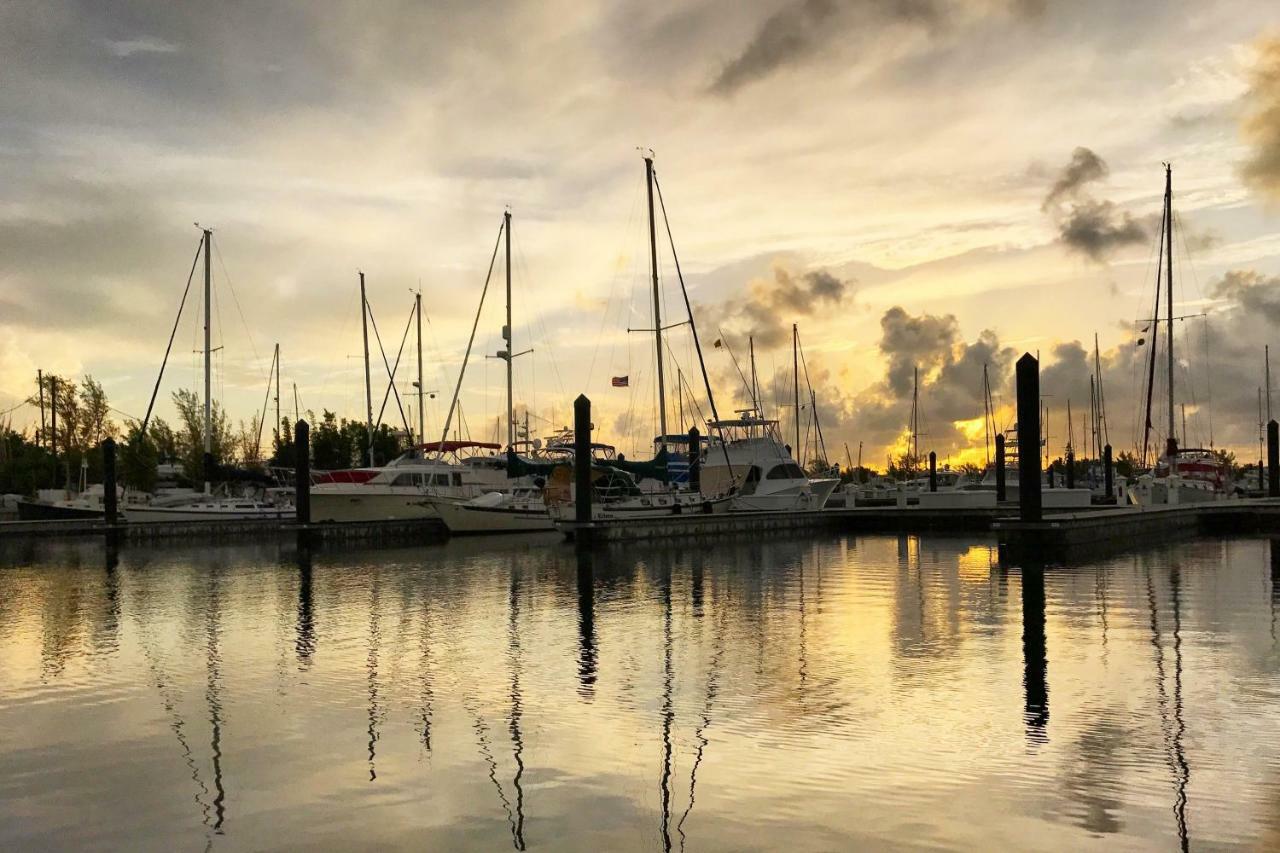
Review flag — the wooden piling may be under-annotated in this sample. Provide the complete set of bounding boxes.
[102,437,118,527]
[295,420,311,525]
[1065,450,1075,490]
[995,434,1006,502]
[688,426,700,492]
[1269,420,1278,498]
[928,451,937,492]
[1016,353,1042,522]
[574,395,592,527]
[1103,444,1113,503]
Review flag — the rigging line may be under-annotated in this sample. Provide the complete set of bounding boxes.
[587,176,643,392]
[366,299,413,440]
[375,303,416,434]
[211,236,267,380]
[652,168,737,480]
[440,220,504,446]
[254,347,277,459]
[141,237,204,435]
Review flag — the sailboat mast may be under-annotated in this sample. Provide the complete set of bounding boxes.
[793,324,800,459]
[504,210,514,449]
[982,362,991,467]
[202,228,212,494]
[1266,345,1272,422]
[274,343,281,449]
[645,156,668,450]
[416,291,424,445]
[911,366,919,465]
[1165,164,1176,455]
[360,271,374,466]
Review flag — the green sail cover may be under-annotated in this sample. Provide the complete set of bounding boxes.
[506,449,563,478]
[608,447,671,484]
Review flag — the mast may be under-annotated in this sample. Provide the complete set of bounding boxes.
[1164,164,1176,459]
[360,272,375,466]
[982,362,991,467]
[645,156,669,450]
[504,210,514,449]
[274,343,281,449]
[911,366,920,468]
[793,324,801,459]
[202,228,213,494]
[749,336,759,415]
[416,291,425,445]
[1267,345,1272,422]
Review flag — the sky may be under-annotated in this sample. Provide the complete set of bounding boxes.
[2,0,1279,468]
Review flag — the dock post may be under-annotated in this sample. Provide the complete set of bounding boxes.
[1016,353,1042,522]
[928,452,937,492]
[1046,462,1054,489]
[995,434,1006,502]
[687,426,700,493]
[1065,450,1074,490]
[1103,444,1113,502]
[295,419,311,525]
[1269,420,1279,498]
[574,395,592,528]
[102,437,118,527]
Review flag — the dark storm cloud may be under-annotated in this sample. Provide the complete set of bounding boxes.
[709,265,854,349]
[1240,36,1280,201]
[1042,147,1147,262]
[708,0,1047,95]
[1211,269,1280,325]
[1041,146,1108,210]
[878,306,960,396]
[1057,200,1147,262]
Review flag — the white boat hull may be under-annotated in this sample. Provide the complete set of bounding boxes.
[310,491,442,522]
[124,506,290,522]
[432,500,554,534]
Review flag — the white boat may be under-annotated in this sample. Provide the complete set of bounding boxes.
[698,416,839,512]
[125,498,289,522]
[310,440,508,522]
[431,488,555,534]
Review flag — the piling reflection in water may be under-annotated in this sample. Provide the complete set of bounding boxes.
[2,533,1278,850]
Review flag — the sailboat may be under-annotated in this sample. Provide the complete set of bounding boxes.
[1129,165,1230,506]
[126,229,291,522]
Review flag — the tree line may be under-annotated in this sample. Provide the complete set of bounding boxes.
[0,374,407,495]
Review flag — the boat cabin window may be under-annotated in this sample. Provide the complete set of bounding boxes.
[740,465,761,496]
[451,472,462,487]
[391,473,417,486]
[431,473,451,487]
[766,463,805,480]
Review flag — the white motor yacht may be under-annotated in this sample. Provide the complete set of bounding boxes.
[698,415,838,512]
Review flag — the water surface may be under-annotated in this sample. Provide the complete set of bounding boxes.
[2,533,1278,851]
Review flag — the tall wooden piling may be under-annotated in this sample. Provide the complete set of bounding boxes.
[1103,444,1113,502]
[1065,450,1075,489]
[1269,420,1279,498]
[574,395,592,526]
[688,426,700,492]
[102,437,118,527]
[995,434,1006,502]
[928,451,937,492]
[1016,353,1042,522]
[1046,461,1055,489]
[295,420,311,525]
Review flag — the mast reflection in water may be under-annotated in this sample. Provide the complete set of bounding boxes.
[1,533,1277,850]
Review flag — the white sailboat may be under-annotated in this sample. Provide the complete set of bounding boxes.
[130,228,291,522]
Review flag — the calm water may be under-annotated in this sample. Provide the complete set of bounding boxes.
[2,533,1279,851]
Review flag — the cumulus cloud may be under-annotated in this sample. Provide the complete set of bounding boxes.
[707,0,1044,95]
[1211,269,1280,325]
[1042,147,1147,261]
[1240,35,1280,200]
[707,265,854,349]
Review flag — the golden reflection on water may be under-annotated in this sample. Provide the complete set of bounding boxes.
[0,533,1278,850]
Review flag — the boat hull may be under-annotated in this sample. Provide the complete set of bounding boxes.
[124,506,290,522]
[310,491,441,522]
[16,501,103,521]
[432,500,554,535]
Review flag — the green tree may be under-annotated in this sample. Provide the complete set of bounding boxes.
[119,423,159,493]
[172,388,235,481]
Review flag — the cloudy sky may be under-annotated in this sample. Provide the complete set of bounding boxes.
[2,0,1279,466]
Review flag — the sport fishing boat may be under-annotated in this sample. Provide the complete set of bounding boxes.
[698,414,839,512]
[310,440,507,522]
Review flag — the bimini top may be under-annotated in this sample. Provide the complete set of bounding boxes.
[707,417,779,429]
[416,440,502,454]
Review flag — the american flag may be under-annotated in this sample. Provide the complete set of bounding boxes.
[611,375,629,387]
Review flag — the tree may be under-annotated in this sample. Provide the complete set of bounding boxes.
[1114,451,1140,477]
[172,388,234,481]
[26,373,116,488]
[119,423,159,493]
